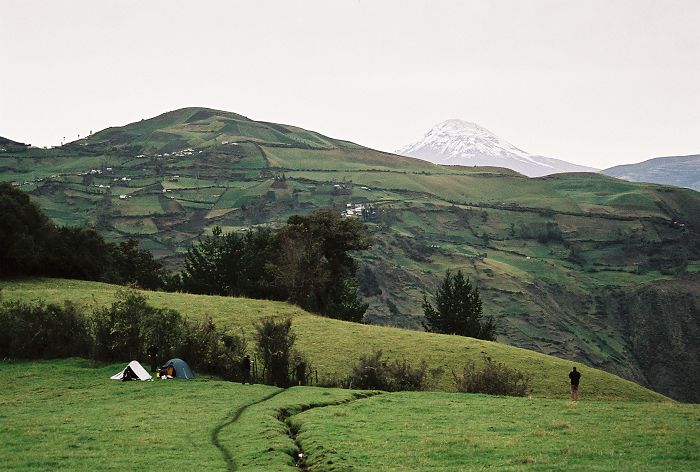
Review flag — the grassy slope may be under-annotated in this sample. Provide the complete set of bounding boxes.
[0,358,358,471]
[296,392,700,471]
[3,106,700,401]
[2,359,696,472]
[0,278,666,401]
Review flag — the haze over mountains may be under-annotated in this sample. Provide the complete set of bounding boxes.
[603,154,700,191]
[396,119,599,177]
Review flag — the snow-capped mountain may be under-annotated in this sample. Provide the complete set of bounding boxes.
[396,119,598,177]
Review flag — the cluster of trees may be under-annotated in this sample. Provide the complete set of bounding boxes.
[2,184,371,321]
[181,209,373,322]
[0,183,167,288]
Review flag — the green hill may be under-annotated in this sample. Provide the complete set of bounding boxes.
[3,358,697,471]
[1,107,699,402]
[0,278,666,401]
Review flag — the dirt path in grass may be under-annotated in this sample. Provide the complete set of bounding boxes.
[211,388,285,471]
[278,391,383,471]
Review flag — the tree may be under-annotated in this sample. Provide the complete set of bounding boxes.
[0,183,54,276]
[422,270,495,340]
[253,317,296,387]
[283,209,372,319]
[109,237,165,289]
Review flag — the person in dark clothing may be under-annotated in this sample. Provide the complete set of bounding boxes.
[241,355,252,384]
[569,366,581,401]
[147,344,159,373]
[295,359,307,386]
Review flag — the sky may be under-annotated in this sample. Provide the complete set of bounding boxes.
[1,0,699,169]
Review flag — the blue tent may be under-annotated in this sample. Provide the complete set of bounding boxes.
[162,358,194,379]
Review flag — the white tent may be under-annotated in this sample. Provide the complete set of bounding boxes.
[110,360,152,381]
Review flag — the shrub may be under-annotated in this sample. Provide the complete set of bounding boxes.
[453,355,530,397]
[348,350,428,391]
[91,288,181,362]
[178,316,246,381]
[0,300,91,359]
[253,317,296,387]
[290,350,312,386]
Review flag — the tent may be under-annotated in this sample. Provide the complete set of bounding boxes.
[161,358,194,379]
[111,361,152,381]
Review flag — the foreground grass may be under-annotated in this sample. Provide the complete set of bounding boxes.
[0,359,363,471]
[296,392,700,471]
[0,278,667,401]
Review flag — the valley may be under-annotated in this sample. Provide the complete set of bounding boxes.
[2,107,699,401]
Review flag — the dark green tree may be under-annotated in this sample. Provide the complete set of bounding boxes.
[253,317,296,387]
[0,183,54,276]
[422,270,495,340]
[109,237,165,290]
[283,209,372,320]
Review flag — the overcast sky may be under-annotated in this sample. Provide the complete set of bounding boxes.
[1,0,698,168]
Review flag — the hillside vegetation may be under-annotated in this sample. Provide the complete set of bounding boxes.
[0,278,666,401]
[1,107,699,401]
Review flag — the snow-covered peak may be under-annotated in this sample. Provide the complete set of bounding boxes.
[431,119,490,136]
[396,120,598,177]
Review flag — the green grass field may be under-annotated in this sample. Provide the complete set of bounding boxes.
[296,391,700,471]
[0,278,666,401]
[1,359,697,471]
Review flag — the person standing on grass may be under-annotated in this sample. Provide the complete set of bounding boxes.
[147,344,158,373]
[241,354,252,384]
[569,366,581,401]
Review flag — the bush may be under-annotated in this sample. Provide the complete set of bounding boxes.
[253,317,296,387]
[0,300,91,359]
[453,355,530,397]
[178,316,246,381]
[92,288,247,379]
[91,288,182,362]
[347,350,428,391]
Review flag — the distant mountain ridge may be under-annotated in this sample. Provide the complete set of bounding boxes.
[603,154,700,191]
[396,119,598,177]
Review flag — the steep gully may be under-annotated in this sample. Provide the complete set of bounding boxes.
[211,388,382,471]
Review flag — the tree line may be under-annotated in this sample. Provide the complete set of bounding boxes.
[1,183,371,322]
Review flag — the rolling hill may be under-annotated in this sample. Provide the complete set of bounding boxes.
[0,278,666,401]
[603,154,700,191]
[1,107,699,402]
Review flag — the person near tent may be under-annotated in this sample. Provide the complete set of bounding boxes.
[295,358,307,386]
[147,344,159,373]
[569,366,581,401]
[241,355,251,384]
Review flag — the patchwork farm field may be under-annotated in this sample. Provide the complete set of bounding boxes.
[1,359,697,471]
[2,107,700,402]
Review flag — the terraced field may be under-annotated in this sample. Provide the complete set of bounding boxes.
[1,107,699,402]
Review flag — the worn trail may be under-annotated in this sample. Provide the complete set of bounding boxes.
[278,391,383,471]
[211,388,285,471]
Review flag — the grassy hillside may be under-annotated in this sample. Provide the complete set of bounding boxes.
[1,107,699,401]
[0,358,355,471]
[2,359,697,471]
[297,391,699,471]
[0,278,666,401]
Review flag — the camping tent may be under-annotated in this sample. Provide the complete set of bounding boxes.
[161,358,194,379]
[111,361,152,381]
